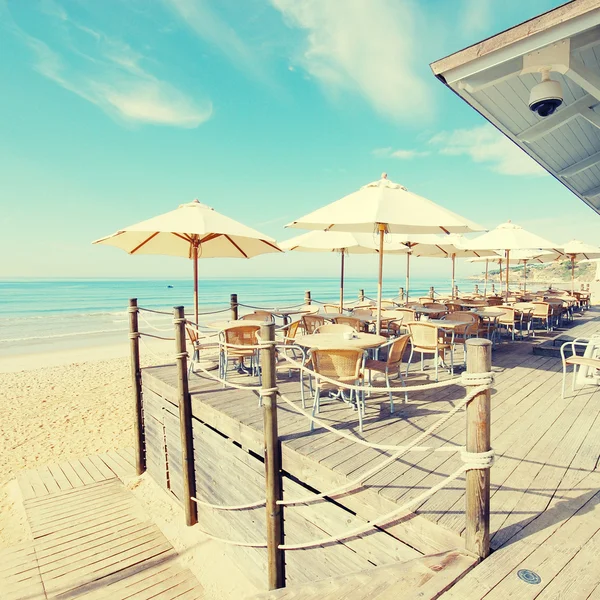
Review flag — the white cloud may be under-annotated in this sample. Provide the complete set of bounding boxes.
[162,0,268,82]
[372,147,429,159]
[462,0,492,36]
[429,125,547,176]
[11,5,211,128]
[271,0,431,122]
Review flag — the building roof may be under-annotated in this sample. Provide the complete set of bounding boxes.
[430,0,600,215]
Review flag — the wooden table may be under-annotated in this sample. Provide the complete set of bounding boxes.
[472,309,505,318]
[295,332,386,350]
[319,312,375,325]
[270,307,314,325]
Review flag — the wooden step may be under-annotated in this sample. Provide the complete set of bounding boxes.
[247,549,477,599]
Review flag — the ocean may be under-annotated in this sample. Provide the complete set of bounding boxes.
[0,277,478,355]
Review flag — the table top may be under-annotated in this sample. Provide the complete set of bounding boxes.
[415,306,447,314]
[423,318,473,329]
[473,309,505,318]
[320,312,375,323]
[295,332,386,350]
[269,307,314,317]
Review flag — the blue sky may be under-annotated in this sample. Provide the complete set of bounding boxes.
[1,0,599,282]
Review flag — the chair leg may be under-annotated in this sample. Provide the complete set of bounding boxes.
[386,368,393,414]
[397,366,408,404]
[310,384,320,432]
[356,384,364,432]
[406,347,414,378]
[300,368,305,409]
[368,369,373,398]
[561,362,567,399]
[435,351,439,382]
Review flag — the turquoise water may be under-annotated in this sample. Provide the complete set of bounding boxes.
[0,277,477,351]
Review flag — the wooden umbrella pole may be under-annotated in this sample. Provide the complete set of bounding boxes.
[523,260,528,293]
[193,243,199,325]
[505,250,510,302]
[571,255,575,295]
[484,260,488,297]
[405,252,410,304]
[451,253,456,299]
[498,259,503,295]
[340,250,345,312]
[376,225,385,335]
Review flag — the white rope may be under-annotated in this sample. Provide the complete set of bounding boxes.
[138,311,175,333]
[461,448,495,469]
[279,463,470,550]
[279,353,467,393]
[192,360,264,391]
[277,383,489,506]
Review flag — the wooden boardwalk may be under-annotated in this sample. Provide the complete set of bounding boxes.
[142,308,600,598]
[6,450,204,600]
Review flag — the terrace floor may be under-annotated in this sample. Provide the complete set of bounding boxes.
[142,307,600,599]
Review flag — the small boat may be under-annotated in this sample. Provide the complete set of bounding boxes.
[167,285,173,288]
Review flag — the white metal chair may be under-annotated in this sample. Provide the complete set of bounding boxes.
[560,337,600,398]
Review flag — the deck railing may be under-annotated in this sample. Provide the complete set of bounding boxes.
[129,297,495,592]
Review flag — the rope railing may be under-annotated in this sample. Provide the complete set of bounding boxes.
[130,298,495,574]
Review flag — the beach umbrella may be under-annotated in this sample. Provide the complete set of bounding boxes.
[93,199,281,323]
[468,250,560,295]
[394,234,496,300]
[464,221,562,301]
[280,230,408,311]
[560,240,600,294]
[287,174,484,333]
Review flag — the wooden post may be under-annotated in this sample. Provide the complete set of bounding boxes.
[304,290,311,305]
[399,287,404,302]
[454,285,459,299]
[474,284,479,295]
[429,286,434,299]
[129,299,145,476]
[174,306,197,526]
[260,323,285,589]
[230,293,238,321]
[491,283,496,294]
[465,338,492,559]
[359,289,365,302]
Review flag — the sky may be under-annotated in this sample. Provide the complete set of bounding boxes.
[1,0,599,282]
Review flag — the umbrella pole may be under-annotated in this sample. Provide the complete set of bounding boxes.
[405,252,410,305]
[193,244,199,325]
[499,259,503,295]
[523,260,527,293]
[571,255,575,295]
[484,260,488,297]
[376,226,385,335]
[340,250,345,312]
[505,250,510,302]
[451,253,456,299]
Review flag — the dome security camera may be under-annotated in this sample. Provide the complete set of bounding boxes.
[529,70,563,118]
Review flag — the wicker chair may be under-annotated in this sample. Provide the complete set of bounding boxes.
[333,316,361,331]
[322,304,341,314]
[379,310,406,337]
[423,303,448,319]
[275,320,309,407]
[310,348,365,431]
[406,322,453,382]
[560,338,600,398]
[441,312,478,366]
[218,325,260,382]
[495,306,523,341]
[530,302,552,335]
[240,311,273,323]
[365,334,410,412]
[185,324,219,376]
[444,302,463,313]
[302,314,326,334]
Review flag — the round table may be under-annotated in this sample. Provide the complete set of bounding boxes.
[295,332,386,350]
[270,308,314,325]
[472,309,505,318]
[206,319,267,330]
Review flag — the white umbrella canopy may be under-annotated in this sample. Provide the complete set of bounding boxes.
[561,240,600,293]
[280,230,408,310]
[93,199,281,322]
[463,221,563,300]
[387,234,496,300]
[287,174,485,332]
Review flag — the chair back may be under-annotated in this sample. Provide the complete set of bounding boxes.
[387,334,411,366]
[394,308,416,323]
[444,302,463,313]
[445,311,479,334]
[496,306,516,325]
[284,320,301,343]
[333,316,361,330]
[302,314,326,333]
[407,322,439,350]
[532,302,551,317]
[314,323,355,335]
[223,325,260,346]
[423,302,447,311]
[322,304,341,314]
[311,348,363,382]
[380,300,398,309]
[241,311,273,323]
[186,324,199,345]
[486,296,503,306]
